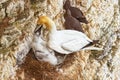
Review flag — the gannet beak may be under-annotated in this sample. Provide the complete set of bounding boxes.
[34,24,43,33]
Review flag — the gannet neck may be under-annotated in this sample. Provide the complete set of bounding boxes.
[47,19,57,33]
[44,17,57,40]
[47,21,57,40]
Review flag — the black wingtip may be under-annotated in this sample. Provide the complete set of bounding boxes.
[82,40,99,48]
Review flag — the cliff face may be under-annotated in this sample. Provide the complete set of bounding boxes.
[0,0,119,80]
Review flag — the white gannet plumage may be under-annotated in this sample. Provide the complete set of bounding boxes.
[37,16,102,54]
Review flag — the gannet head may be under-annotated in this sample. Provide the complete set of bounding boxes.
[37,16,52,30]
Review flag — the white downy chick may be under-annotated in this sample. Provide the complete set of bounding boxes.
[37,16,103,54]
[32,26,58,65]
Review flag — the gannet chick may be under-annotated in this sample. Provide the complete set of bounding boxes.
[37,16,103,54]
[32,26,58,65]
[64,9,84,32]
[63,0,88,24]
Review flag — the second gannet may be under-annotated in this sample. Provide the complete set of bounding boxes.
[37,16,102,54]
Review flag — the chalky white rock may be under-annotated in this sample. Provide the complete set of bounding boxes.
[37,16,103,54]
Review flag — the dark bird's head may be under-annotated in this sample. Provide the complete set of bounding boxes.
[75,10,88,24]
[77,17,88,24]
[63,0,71,10]
[69,7,89,24]
[64,9,84,32]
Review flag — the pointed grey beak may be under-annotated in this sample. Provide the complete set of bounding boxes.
[34,25,43,34]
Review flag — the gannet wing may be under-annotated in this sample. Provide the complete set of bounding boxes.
[62,39,90,52]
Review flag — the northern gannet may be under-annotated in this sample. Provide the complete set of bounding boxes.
[32,26,58,65]
[63,0,88,24]
[37,16,102,54]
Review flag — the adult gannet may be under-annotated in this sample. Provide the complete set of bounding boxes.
[32,26,58,65]
[63,0,88,24]
[37,16,102,54]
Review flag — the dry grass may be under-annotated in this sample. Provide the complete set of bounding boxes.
[16,49,78,80]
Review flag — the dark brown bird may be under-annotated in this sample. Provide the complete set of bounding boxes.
[63,0,88,24]
[64,9,84,32]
